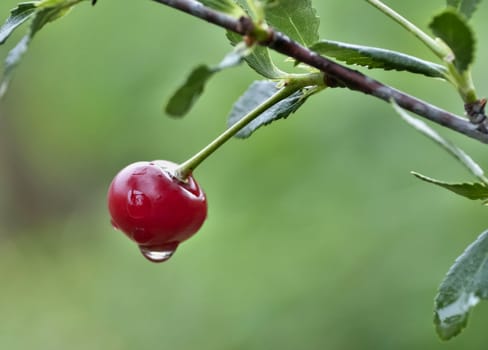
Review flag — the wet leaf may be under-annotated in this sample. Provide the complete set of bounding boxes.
[434,230,488,340]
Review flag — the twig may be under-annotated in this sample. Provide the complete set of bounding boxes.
[152,0,488,144]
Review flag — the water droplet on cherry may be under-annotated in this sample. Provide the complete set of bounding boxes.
[108,161,207,263]
[139,243,178,263]
[127,190,151,219]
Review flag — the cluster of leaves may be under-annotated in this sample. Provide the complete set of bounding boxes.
[166,0,488,341]
[0,0,95,97]
[166,0,480,138]
[0,0,487,342]
[166,0,323,136]
[392,104,488,340]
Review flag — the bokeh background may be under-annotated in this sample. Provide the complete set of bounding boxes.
[1,1,488,349]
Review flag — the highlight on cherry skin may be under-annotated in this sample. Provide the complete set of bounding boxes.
[107,160,207,263]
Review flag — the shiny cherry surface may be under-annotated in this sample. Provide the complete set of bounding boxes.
[108,160,207,261]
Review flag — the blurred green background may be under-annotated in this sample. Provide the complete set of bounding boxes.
[1,1,488,349]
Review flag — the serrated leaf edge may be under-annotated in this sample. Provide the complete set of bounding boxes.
[429,8,476,72]
[411,172,488,200]
[434,229,488,340]
[310,40,447,79]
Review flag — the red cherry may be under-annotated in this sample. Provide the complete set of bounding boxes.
[107,160,207,262]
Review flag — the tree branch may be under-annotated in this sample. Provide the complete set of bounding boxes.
[152,0,488,144]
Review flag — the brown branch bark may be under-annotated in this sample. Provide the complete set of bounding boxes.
[152,0,488,144]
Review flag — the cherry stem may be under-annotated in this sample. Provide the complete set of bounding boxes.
[174,78,314,180]
[153,0,488,144]
[366,0,478,105]
[365,0,446,59]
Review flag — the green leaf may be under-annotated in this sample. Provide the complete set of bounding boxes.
[411,172,488,200]
[0,2,38,45]
[226,31,285,79]
[434,229,488,340]
[310,40,447,79]
[227,80,309,138]
[166,47,246,117]
[429,9,475,72]
[265,0,319,47]
[446,0,481,19]
[165,65,214,117]
[199,0,245,16]
[391,102,487,183]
